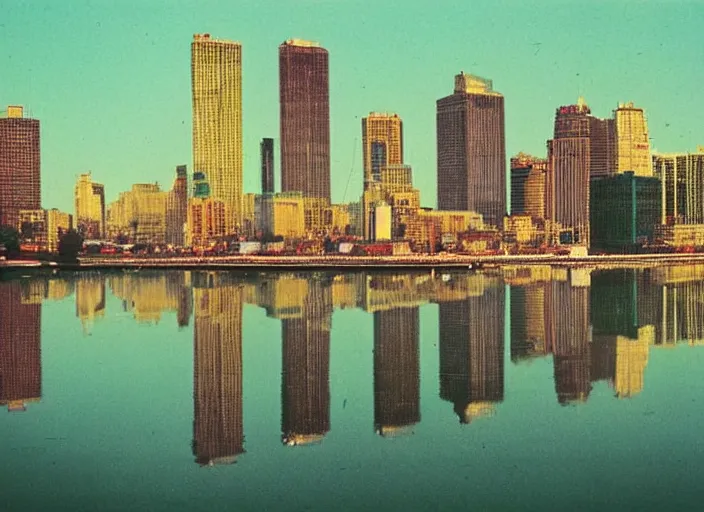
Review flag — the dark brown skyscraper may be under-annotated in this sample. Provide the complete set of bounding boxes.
[547,98,615,246]
[279,39,330,202]
[436,73,506,227]
[373,306,420,436]
[281,277,332,446]
[0,106,40,229]
[192,273,244,465]
[261,138,275,194]
[0,280,41,412]
[438,284,505,424]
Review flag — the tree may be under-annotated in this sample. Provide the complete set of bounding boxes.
[58,229,84,262]
[0,225,20,256]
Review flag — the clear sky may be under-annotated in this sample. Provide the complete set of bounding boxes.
[1,0,702,214]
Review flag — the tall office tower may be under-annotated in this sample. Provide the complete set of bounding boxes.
[545,270,592,404]
[192,273,244,465]
[279,39,330,202]
[166,165,188,246]
[0,106,40,229]
[191,34,243,233]
[281,277,332,446]
[510,153,548,219]
[362,113,403,187]
[588,115,616,179]
[373,306,420,437]
[436,72,506,228]
[75,173,105,239]
[261,138,275,194]
[438,284,505,424]
[614,102,652,177]
[653,151,704,224]
[0,280,41,412]
[546,99,593,245]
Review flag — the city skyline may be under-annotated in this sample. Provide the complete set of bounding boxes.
[2,1,702,215]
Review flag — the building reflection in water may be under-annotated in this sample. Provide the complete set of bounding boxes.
[75,273,106,333]
[281,275,333,446]
[0,280,41,412]
[191,272,244,465]
[438,277,505,423]
[373,305,420,436]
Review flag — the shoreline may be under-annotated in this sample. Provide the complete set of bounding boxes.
[4,252,704,273]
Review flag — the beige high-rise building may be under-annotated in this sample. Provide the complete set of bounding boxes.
[362,113,403,187]
[17,208,73,252]
[107,184,167,244]
[614,102,652,177]
[75,173,105,239]
[191,34,243,233]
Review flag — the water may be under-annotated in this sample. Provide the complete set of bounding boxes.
[2,266,704,511]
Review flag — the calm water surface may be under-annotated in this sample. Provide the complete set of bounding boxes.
[2,266,704,511]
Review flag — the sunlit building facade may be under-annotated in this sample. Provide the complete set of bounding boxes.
[362,113,403,187]
[614,102,652,177]
[191,34,243,233]
[75,173,105,239]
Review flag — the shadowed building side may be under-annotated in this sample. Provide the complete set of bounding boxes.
[192,276,244,465]
[373,306,420,436]
[438,284,505,424]
[0,280,41,412]
[281,277,332,445]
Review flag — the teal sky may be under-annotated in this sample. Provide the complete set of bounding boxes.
[1,0,702,214]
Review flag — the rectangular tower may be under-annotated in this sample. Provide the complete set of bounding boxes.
[191,34,243,233]
[0,106,40,229]
[279,39,330,202]
[74,173,105,239]
[436,73,506,228]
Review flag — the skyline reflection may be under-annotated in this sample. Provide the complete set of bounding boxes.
[4,265,704,461]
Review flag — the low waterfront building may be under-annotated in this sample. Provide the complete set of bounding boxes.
[655,224,704,248]
[503,214,544,247]
[369,202,392,242]
[187,197,226,248]
[255,192,306,240]
[17,208,73,252]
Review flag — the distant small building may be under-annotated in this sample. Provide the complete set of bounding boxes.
[655,224,704,248]
[590,172,661,252]
[187,197,226,248]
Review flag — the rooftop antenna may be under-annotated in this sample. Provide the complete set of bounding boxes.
[342,136,359,203]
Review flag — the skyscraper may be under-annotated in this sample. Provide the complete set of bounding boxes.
[0,106,40,229]
[74,173,105,239]
[261,138,275,194]
[614,102,652,177]
[192,273,244,465]
[362,113,403,187]
[279,39,330,202]
[436,73,506,228]
[191,34,243,233]
[547,99,593,245]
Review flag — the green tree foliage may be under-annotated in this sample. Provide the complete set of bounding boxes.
[0,225,20,255]
[58,229,84,262]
